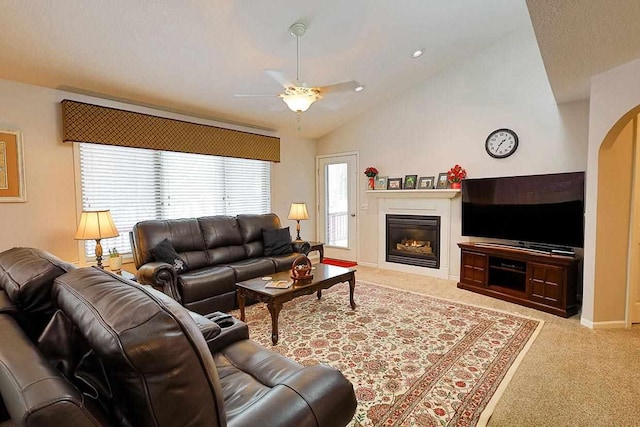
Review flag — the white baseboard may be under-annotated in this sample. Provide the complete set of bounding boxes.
[580,318,627,329]
[357,261,378,268]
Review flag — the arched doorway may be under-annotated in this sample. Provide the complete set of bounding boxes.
[593,105,640,325]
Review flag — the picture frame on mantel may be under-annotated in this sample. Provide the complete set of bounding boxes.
[374,175,388,190]
[388,177,403,190]
[0,130,26,202]
[418,176,435,189]
[403,175,417,189]
[436,172,449,189]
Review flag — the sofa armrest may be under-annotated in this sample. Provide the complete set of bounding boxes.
[292,240,311,255]
[280,365,357,427]
[136,262,180,303]
[205,316,249,353]
[227,385,318,427]
[228,365,356,427]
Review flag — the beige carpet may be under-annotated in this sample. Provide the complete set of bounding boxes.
[351,265,640,426]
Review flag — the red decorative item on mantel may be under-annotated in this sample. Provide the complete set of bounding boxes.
[364,167,379,177]
[447,165,466,189]
[365,167,379,190]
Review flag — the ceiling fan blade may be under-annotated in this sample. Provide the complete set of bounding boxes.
[233,93,280,97]
[318,80,361,94]
[264,69,294,88]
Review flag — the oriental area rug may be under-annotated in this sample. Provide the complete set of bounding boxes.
[234,281,543,427]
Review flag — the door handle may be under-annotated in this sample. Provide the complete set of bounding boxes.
[350,213,356,217]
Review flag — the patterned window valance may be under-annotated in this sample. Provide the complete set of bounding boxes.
[61,100,280,162]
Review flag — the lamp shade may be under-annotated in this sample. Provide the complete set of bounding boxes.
[280,87,320,113]
[74,210,119,240]
[288,203,310,221]
[282,94,317,112]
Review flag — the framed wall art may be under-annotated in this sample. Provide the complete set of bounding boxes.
[418,176,435,189]
[436,172,449,189]
[374,175,388,190]
[403,175,417,189]
[0,130,26,202]
[388,177,403,190]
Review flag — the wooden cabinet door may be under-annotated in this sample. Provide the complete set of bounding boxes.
[461,251,487,286]
[528,263,564,307]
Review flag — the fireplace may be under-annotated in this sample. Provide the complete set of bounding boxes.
[386,214,440,269]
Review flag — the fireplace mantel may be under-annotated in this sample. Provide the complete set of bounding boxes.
[366,189,459,198]
[374,190,458,279]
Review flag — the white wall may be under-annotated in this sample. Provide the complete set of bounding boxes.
[583,56,640,326]
[0,79,316,262]
[317,26,589,277]
[272,136,317,241]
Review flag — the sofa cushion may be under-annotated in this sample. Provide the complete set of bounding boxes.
[0,247,75,315]
[268,252,303,272]
[52,267,226,427]
[131,218,209,270]
[199,216,244,248]
[151,238,189,272]
[263,227,293,256]
[227,258,275,282]
[237,213,282,258]
[178,266,236,304]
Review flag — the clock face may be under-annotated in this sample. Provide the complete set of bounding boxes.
[485,129,519,158]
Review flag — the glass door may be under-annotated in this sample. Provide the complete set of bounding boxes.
[317,154,357,261]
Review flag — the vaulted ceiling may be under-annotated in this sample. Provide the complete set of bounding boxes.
[2,1,640,139]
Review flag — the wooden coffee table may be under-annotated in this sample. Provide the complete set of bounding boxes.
[236,263,356,345]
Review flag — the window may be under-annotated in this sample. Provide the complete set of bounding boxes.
[78,143,271,258]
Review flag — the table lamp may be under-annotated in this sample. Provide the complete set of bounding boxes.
[74,210,119,269]
[288,202,310,241]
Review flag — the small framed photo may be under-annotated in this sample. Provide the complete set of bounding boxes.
[374,175,388,190]
[388,177,403,190]
[418,176,435,189]
[403,175,417,189]
[436,172,449,189]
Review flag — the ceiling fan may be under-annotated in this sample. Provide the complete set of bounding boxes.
[234,22,364,116]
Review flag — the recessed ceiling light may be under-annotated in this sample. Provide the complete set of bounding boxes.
[412,49,424,58]
[355,85,365,92]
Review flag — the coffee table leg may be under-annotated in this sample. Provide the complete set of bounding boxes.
[238,290,246,322]
[317,289,322,300]
[349,275,356,310]
[267,301,282,345]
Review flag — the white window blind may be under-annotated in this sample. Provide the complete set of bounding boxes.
[78,143,271,258]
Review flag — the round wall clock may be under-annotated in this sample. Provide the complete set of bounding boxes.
[485,128,519,158]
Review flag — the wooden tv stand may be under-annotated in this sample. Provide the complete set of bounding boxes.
[457,243,580,317]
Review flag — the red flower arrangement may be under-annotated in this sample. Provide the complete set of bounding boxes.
[447,164,467,183]
[364,167,379,177]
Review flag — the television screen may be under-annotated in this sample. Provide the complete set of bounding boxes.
[462,172,585,248]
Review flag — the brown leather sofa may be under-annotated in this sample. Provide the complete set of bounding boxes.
[130,213,310,314]
[0,247,357,426]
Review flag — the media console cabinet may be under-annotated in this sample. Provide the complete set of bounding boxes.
[457,242,580,317]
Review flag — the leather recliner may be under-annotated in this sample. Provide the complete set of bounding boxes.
[0,248,357,426]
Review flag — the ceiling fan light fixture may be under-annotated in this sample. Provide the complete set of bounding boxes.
[281,86,320,113]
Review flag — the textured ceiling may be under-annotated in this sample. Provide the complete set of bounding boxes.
[0,0,530,138]
[527,0,640,104]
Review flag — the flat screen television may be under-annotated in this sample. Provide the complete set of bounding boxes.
[462,172,585,249]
